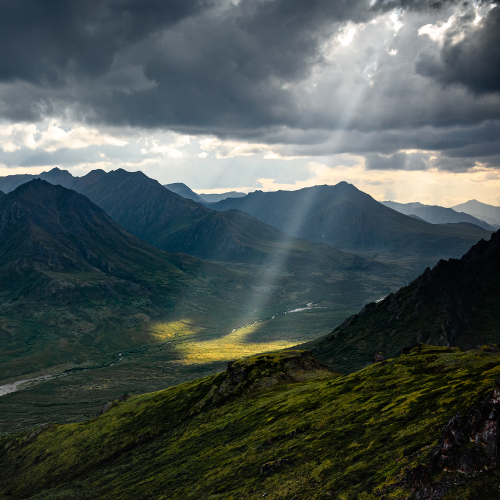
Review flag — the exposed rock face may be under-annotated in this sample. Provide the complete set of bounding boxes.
[404,374,500,499]
[193,351,335,413]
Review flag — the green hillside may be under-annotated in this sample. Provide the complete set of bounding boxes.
[1,346,499,499]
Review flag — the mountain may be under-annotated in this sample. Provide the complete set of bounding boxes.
[2,345,499,499]
[0,179,266,382]
[303,229,500,374]
[212,183,492,261]
[0,190,4,199]
[382,200,495,230]
[163,182,207,204]
[408,213,427,222]
[0,167,74,193]
[452,199,500,228]
[199,190,247,202]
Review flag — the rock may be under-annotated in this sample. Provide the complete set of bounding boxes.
[260,458,288,475]
[373,353,385,363]
[402,374,500,498]
[118,393,130,402]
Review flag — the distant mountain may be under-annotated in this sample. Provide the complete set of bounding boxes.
[452,199,500,228]
[0,167,74,193]
[164,182,207,204]
[212,183,492,261]
[382,200,495,230]
[304,229,500,374]
[199,191,247,203]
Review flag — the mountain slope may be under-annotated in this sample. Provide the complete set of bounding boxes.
[1,346,499,499]
[163,182,207,204]
[0,190,4,199]
[303,229,500,374]
[0,180,266,382]
[382,200,495,230]
[212,183,492,260]
[199,190,247,202]
[452,199,500,227]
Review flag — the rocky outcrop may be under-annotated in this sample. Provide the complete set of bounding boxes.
[193,350,335,413]
[404,374,500,499]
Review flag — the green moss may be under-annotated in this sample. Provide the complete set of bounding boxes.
[0,345,499,499]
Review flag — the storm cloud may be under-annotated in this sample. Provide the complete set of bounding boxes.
[0,0,499,182]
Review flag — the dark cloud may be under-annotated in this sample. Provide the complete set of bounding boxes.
[0,0,212,85]
[1,0,500,178]
[415,5,500,94]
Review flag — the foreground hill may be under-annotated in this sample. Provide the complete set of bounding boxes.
[382,201,495,230]
[452,199,500,228]
[212,183,492,261]
[1,346,499,499]
[304,229,500,374]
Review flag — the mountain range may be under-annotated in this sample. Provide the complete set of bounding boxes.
[304,228,500,374]
[452,199,500,227]
[198,190,247,202]
[164,182,247,203]
[212,183,492,261]
[1,173,500,498]
[382,200,497,230]
[0,179,277,382]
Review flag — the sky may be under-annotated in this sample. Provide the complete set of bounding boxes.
[0,0,499,206]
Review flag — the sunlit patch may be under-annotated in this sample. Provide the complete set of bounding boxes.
[174,322,297,364]
[149,319,203,341]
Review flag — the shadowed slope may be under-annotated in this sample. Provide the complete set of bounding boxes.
[212,183,492,260]
[303,230,500,374]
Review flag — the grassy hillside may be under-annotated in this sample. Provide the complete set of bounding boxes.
[1,346,499,499]
[303,229,500,374]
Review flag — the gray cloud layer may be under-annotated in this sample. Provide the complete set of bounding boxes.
[0,0,499,173]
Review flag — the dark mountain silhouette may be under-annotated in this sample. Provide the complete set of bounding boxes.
[212,183,492,260]
[164,182,207,204]
[452,199,500,228]
[199,191,247,202]
[0,190,4,199]
[382,200,495,230]
[304,229,500,374]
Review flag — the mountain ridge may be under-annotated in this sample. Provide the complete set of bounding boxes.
[382,200,496,230]
[303,228,500,374]
[212,183,492,261]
